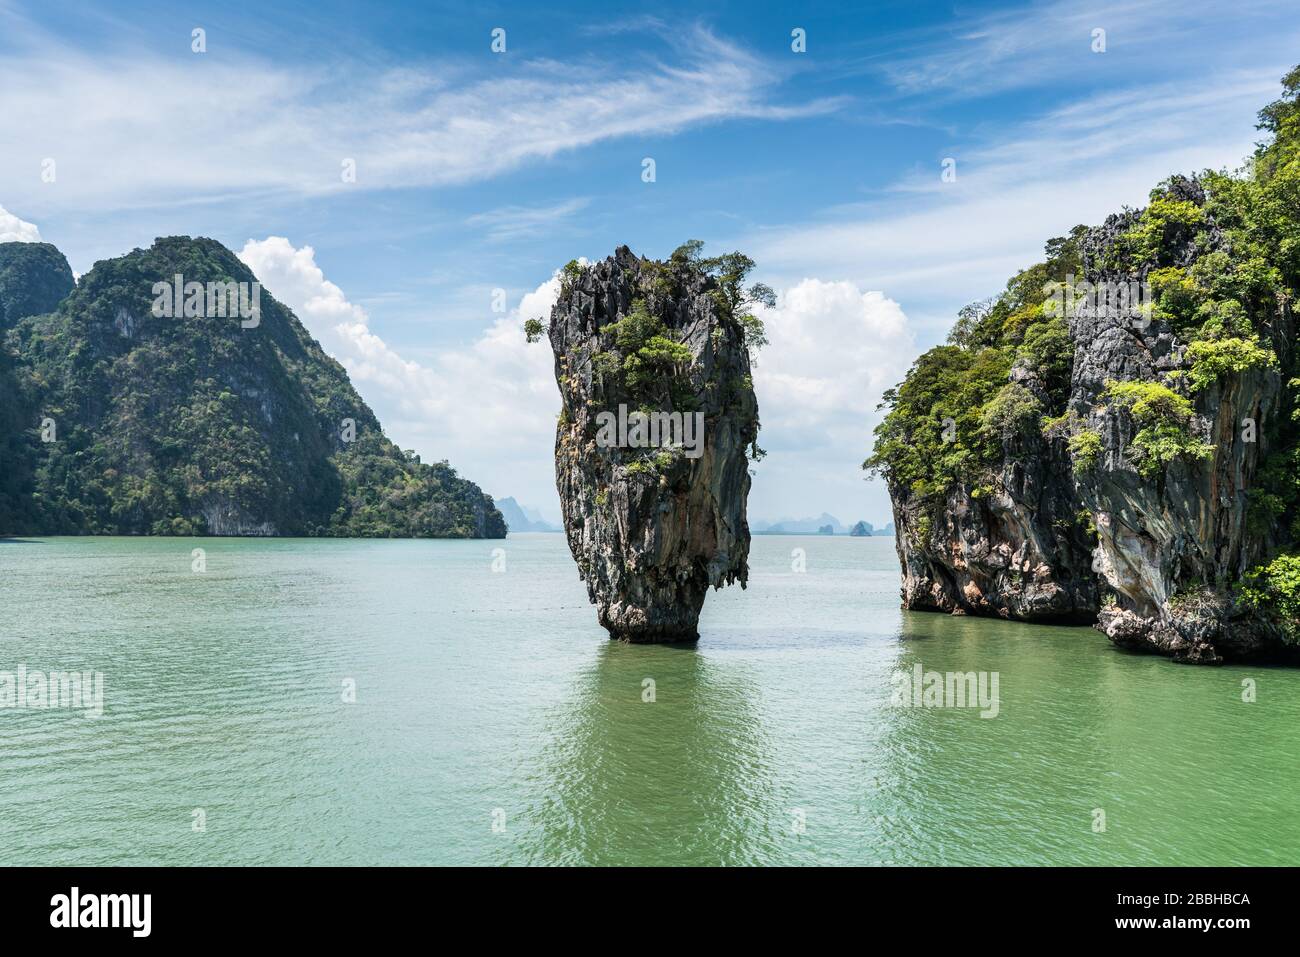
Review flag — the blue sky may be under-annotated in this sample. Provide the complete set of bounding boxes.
[2,0,1298,526]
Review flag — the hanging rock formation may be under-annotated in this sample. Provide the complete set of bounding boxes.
[547,245,761,642]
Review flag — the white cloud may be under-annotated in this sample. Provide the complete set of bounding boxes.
[238,237,908,525]
[877,0,1125,96]
[748,280,913,523]
[0,203,40,242]
[0,27,838,212]
[238,236,562,513]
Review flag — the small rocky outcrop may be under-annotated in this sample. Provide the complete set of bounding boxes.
[547,245,761,642]
[0,242,75,331]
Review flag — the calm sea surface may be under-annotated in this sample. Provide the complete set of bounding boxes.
[1,533,1296,866]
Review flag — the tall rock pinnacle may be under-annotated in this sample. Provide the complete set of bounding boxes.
[544,243,764,642]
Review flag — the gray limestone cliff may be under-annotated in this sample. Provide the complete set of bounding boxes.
[546,245,761,642]
[1072,183,1293,662]
[874,162,1300,663]
[891,435,1100,624]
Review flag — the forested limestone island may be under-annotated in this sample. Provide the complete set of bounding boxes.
[866,65,1300,664]
[542,242,765,642]
[0,236,505,538]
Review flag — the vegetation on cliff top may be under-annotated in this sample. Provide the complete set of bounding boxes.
[863,227,1080,500]
[0,242,75,330]
[539,241,768,466]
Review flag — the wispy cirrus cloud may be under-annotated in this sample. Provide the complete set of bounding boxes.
[466,198,591,243]
[872,0,1295,100]
[0,24,840,214]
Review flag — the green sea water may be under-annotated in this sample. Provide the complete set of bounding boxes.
[1,533,1296,866]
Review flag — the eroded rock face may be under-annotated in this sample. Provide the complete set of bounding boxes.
[1074,193,1292,662]
[892,436,1098,624]
[548,246,759,642]
[886,176,1297,662]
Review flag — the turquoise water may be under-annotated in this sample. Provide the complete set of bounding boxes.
[1,533,1296,866]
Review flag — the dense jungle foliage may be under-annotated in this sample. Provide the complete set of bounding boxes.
[0,237,504,538]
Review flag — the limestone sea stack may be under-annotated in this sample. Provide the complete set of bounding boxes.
[545,243,764,642]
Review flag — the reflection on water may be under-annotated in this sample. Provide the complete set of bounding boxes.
[1,534,1298,865]
[514,642,777,866]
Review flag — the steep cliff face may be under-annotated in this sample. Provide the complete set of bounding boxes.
[871,70,1300,663]
[892,433,1098,624]
[548,245,760,641]
[1072,187,1293,661]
